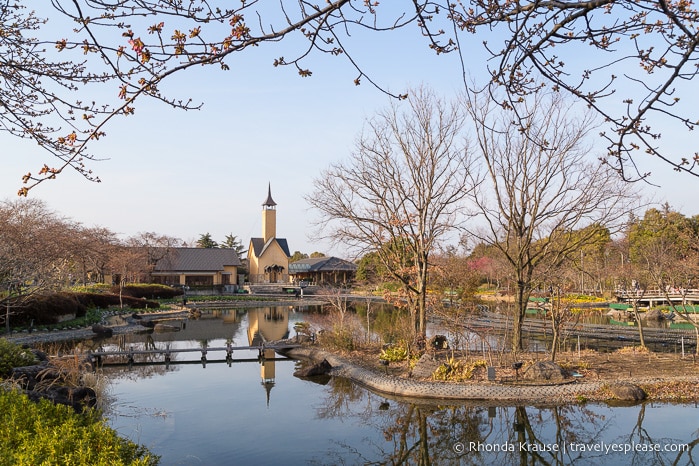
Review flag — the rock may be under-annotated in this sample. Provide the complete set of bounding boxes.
[643,309,664,321]
[10,363,52,389]
[606,310,626,320]
[91,324,113,337]
[25,386,97,412]
[609,382,646,402]
[522,361,569,382]
[294,359,332,377]
[410,352,441,379]
[153,323,180,333]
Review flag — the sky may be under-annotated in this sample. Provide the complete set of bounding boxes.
[1,4,697,258]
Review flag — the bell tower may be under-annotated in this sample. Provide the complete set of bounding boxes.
[262,183,277,243]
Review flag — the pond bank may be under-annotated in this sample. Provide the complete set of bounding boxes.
[2,299,325,346]
[285,346,699,404]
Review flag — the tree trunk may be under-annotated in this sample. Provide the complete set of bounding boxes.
[632,305,646,349]
[415,255,429,348]
[513,281,529,352]
[550,313,559,363]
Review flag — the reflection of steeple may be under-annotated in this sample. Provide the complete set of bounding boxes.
[262,380,274,407]
[261,347,276,407]
[246,307,289,407]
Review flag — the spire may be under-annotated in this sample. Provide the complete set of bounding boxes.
[262,182,277,208]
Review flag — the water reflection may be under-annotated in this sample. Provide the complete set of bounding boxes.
[314,377,699,465]
[97,306,699,465]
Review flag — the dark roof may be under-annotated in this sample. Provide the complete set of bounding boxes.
[250,237,291,258]
[153,248,242,272]
[288,256,358,274]
[262,183,277,207]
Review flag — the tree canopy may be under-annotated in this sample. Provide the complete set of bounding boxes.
[196,233,218,249]
[4,1,699,194]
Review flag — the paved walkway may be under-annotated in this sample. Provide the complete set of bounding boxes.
[285,347,607,403]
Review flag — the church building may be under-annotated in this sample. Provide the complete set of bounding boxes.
[247,185,291,283]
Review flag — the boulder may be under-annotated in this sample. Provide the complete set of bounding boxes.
[153,323,180,333]
[522,361,569,382]
[10,363,52,389]
[609,382,646,402]
[294,359,332,377]
[643,309,664,321]
[91,324,113,337]
[410,352,442,379]
[25,386,97,413]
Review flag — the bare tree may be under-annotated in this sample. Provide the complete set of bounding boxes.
[307,86,478,344]
[6,2,699,193]
[465,91,639,352]
[0,199,78,329]
[454,1,699,180]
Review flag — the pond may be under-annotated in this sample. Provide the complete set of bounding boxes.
[94,306,699,465]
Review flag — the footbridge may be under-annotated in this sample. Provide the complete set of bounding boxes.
[88,342,301,368]
[615,289,699,309]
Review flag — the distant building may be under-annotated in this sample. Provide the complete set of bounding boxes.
[151,247,242,287]
[247,184,291,283]
[288,256,357,286]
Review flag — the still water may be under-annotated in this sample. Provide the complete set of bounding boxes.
[99,307,699,465]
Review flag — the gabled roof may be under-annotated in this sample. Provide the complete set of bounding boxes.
[249,237,291,258]
[288,256,358,274]
[153,247,242,272]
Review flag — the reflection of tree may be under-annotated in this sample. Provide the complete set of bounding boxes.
[315,378,493,465]
[314,377,367,421]
[377,402,612,465]
[673,434,699,465]
[510,405,609,465]
[622,404,696,466]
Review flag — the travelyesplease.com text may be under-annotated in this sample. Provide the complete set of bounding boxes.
[453,441,688,455]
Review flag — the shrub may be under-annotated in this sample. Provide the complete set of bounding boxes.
[69,284,112,294]
[21,293,88,325]
[109,284,183,300]
[11,292,160,327]
[0,388,159,465]
[318,326,357,352]
[380,342,409,362]
[432,358,487,382]
[0,339,38,378]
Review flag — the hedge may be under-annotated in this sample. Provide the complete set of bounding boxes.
[11,292,160,326]
[108,284,183,300]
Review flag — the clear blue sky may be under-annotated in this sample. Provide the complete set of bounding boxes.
[1,5,696,257]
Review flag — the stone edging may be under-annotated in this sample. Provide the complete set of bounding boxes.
[284,347,608,403]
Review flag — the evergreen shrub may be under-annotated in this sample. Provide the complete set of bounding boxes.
[0,339,38,377]
[109,283,182,299]
[0,388,159,465]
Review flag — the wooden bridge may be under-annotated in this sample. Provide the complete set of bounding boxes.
[88,342,301,368]
[615,289,699,309]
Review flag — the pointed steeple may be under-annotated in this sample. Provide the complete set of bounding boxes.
[262,183,277,242]
[262,182,277,208]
